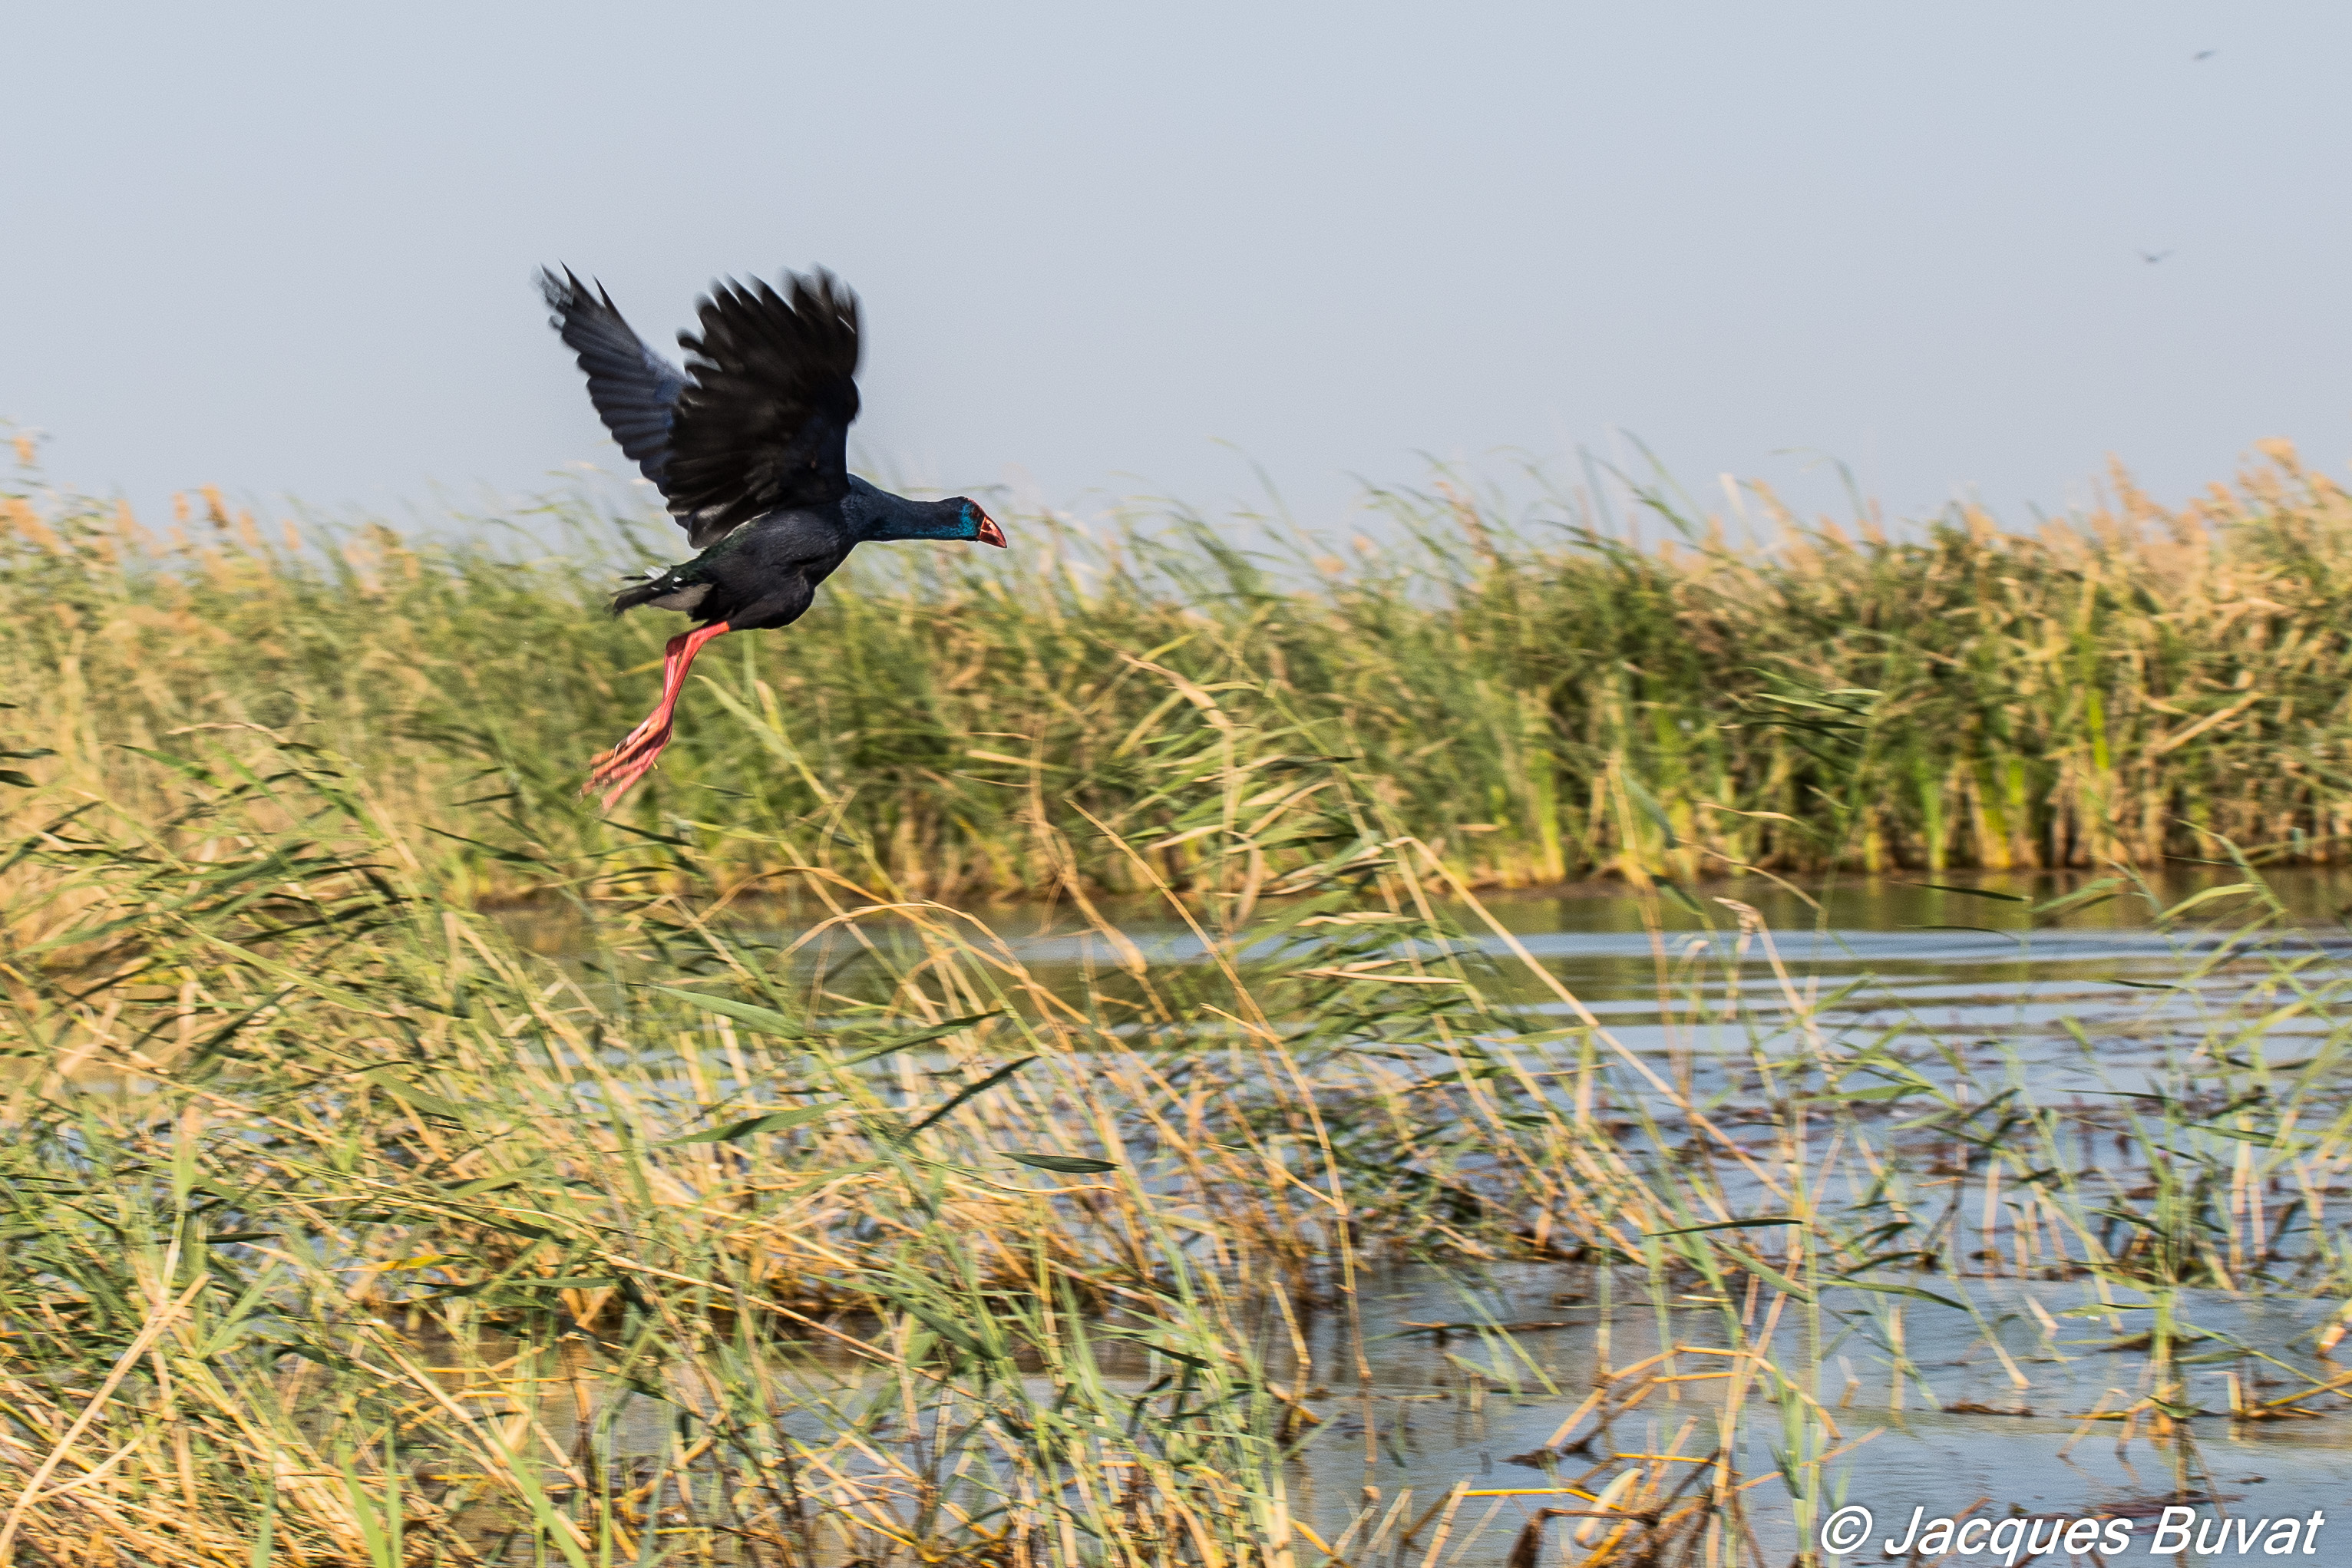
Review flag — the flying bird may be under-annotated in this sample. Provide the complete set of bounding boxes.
[539,267,1006,807]
[2139,249,2172,264]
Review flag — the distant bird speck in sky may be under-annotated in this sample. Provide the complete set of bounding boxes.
[2140,249,2173,264]
[2193,49,2218,61]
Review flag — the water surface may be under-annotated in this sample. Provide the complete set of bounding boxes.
[518,868,2352,1560]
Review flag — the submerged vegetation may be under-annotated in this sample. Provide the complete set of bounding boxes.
[10,441,2352,903]
[5,444,2352,1563]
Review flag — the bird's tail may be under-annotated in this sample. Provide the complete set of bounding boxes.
[610,575,666,616]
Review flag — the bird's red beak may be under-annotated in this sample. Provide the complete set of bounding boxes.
[976,511,1008,548]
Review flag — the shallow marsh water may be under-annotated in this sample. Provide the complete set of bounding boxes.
[494,868,2352,1563]
[557,1261,2352,1564]
[510,863,2352,1096]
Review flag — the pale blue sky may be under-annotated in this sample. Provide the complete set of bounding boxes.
[5,3,2347,537]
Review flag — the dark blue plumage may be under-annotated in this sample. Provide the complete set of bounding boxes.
[539,266,1006,806]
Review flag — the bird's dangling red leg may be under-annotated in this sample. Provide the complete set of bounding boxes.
[583,622,730,809]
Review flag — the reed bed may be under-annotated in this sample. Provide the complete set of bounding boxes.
[5,692,2352,1565]
[11,443,2352,904]
[8,446,2352,1564]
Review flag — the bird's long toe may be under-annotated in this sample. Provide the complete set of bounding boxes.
[588,751,664,811]
[610,716,662,756]
[583,749,659,807]
[592,721,667,774]
[583,719,675,806]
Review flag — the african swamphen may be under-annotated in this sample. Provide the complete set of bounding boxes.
[539,266,1006,807]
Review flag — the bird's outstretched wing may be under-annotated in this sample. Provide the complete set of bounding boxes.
[663,271,861,543]
[537,269,688,492]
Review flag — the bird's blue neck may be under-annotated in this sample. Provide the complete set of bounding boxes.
[844,477,982,543]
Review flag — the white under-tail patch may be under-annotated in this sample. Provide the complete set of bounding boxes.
[648,581,711,612]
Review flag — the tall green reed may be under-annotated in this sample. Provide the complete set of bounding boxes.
[15,444,2352,907]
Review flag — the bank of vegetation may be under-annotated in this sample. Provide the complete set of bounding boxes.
[8,442,2352,906]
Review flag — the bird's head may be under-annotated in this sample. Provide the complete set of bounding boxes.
[849,484,1011,547]
[956,499,1009,548]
